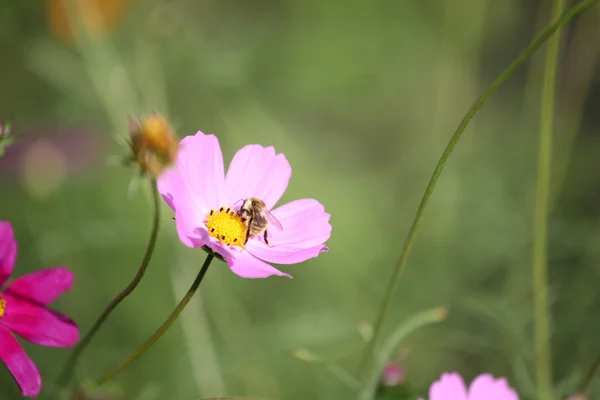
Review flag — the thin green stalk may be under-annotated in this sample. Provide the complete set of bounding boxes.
[356,0,600,380]
[57,178,161,387]
[87,253,215,389]
[533,0,565,398]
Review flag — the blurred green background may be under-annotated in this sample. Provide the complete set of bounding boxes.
[1,0,600,399]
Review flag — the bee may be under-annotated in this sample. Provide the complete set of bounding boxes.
[237,197,283,246]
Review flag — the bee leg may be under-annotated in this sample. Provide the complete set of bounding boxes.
[244,224,251,245]
[264,230,273,248]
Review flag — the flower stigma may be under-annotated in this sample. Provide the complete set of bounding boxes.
[205,206,248,247]
[0,296,6,318]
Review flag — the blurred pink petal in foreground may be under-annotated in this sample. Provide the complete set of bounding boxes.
[0,221,80,397]
[418,372,519,400]
[159,131,331,278]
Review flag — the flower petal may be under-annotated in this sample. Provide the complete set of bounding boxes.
[172,203,209,248]
[157,166,178,211]
[159,132,225,247]
[226,251,292,279]
[468,374,519,400]
[2,292,79,347]
[5,267,73,306]
[0,325,41,397]
[176,131,225,210]
[246,199,331,264]
[429,372,468,400]
[0,221,17,288]
[224,145,291,209]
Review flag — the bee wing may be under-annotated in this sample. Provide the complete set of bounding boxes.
[264,209,283,230]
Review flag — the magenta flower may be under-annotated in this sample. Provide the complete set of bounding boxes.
[158,131,331,278]
[419,372,519,400]
[0,221,79,397]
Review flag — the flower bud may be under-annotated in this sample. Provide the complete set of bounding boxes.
[381,362,406,387]
[127,113,178,177]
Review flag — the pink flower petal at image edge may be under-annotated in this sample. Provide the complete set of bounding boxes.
[158,131,331,279]
[418,372,519,400]
[468,373,519,400]
[0,221,80,397]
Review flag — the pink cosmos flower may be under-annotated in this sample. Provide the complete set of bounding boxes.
[0,221,79,397]
[158,131,331,278]
[419,372,519,400]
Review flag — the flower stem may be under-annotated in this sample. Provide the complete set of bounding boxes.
[532,0,565,397]
[57,177,161,387]
[87,253,215,389]
[356,0,600,380]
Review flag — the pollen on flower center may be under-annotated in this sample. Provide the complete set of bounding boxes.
[0,296,6,318]
[205,206,248,247]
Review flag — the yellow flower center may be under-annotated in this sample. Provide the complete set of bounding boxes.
[0,296,6,318]
[205,206,248,247]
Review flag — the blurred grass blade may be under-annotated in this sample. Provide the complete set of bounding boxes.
[63,0,140,145]
[553,367,582,399]
[460,298,537,395]
[292,348,361,392]
[357,0,600,380]
[133,36,169,115]
[359,306,448,400]
[170,252,226,396]
[577,352,600,396]
[532,0,565,397]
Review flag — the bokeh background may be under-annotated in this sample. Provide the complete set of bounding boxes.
[1,0,600,399]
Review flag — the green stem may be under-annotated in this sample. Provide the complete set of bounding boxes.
[533,0,565,398]
[356,0,600,380]
[57,177,161,387]
[87,253,215,389]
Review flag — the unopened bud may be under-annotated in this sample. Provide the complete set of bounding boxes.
[381,362,406,387]
[567,393,586,400]
[127,112,178,177]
